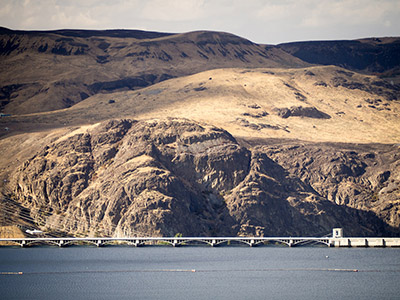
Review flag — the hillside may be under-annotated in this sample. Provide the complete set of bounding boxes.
[2,65,399,143]
[3,119,398,237]
[1,67,399,236]
[0,27,306,115]
[0,28,399,238]
[278,37,400,82]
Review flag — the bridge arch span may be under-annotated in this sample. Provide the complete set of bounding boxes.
[62,239,99,247]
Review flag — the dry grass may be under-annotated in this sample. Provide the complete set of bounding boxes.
[0,225,25,244]
[0,65,399,176]
[5,66,398,141]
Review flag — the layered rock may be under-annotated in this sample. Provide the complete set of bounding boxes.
[6,119,398,237]
[262,143,400,232]
[9,119,248,236]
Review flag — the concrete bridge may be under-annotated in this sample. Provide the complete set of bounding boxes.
[1,236,400,248]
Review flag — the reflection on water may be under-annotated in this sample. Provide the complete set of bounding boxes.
[0,246,399,299]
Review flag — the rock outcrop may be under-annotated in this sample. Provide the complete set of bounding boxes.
[8,119,249,236]
[273,106,331,119]
[262,142,400,232]
[5,119,399,237]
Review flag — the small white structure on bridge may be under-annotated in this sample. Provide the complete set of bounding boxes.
[332,228,343,238]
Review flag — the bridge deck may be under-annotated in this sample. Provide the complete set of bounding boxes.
[1,236,399,247]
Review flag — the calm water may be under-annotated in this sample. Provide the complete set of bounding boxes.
[0,246,399,299]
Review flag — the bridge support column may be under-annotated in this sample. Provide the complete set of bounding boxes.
[96,240,102,247]
[58,240,64,247]
[20,240,26,248]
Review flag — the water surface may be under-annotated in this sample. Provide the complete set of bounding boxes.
[0,246,399,299]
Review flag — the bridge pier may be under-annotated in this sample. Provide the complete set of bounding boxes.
[96,240,102,247]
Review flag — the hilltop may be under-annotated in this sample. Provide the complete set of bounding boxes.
[279,37,400,83]
[0,27,305,115]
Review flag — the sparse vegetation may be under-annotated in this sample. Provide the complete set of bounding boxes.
[0,28,399,238]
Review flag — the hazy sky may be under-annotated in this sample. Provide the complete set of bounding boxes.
[1,0,399,44]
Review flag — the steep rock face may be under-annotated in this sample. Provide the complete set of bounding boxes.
[9,119,250,236]
[223,150,394,237]
[7,119,398,237]
[262,143,400,230]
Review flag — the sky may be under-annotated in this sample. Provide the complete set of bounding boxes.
[0,0,399,44]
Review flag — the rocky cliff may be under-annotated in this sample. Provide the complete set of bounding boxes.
[4,119,399,237]
[261,142,400,231]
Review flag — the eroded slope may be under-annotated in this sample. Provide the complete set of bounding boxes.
[3,66,399,144]
[3,119,398,237]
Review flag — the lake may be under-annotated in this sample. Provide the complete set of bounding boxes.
[0,246,399,299]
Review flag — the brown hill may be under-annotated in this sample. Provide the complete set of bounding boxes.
[1,28,399,238]
[0,28,306,115]
[0,226,26,243]
[2,65,399,144]
[4,118,398,237]
[278,37,400,83]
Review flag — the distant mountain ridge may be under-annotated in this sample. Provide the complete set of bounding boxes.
[278,37,400,75]
[2,27,399,115]
[0,27,306,114]
[0,26,174,39]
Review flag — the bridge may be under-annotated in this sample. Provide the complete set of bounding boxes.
[1,236,400,248]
